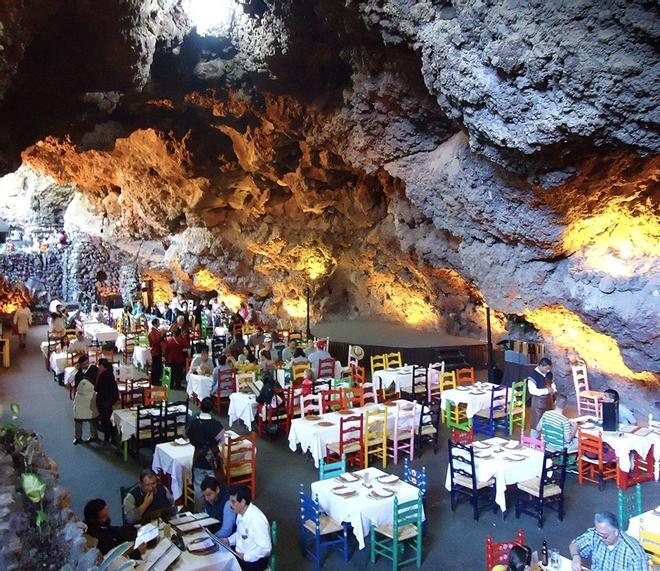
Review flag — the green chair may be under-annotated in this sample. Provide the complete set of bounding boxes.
[541,420,577,471]
[269,520,277,571]
[136,333,149,347]
[161,365,172,391]
[370,492,423,569]
[333,376,353,390]
[618,484,642,531]
[508,380,527,435]
[201,312,212,339]
[444,400,472,432]
[320,454,346,480]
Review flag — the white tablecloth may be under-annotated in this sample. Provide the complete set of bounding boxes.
[444,437,544,512]
[372,367,419,392]
[153,442,195,500]
[49,351,70,374]
[133,346,152,368]
[627,508,659,539]
[311,467,424,550]
[228,393,258,428]
[288,400,419,467]
[573,417,660,474]
[83,322,118,343]
[111,406,186,441]
[186,373,214,401]
[115,334,126,352]
[440,382,497,419]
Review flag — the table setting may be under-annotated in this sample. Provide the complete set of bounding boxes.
[82,321,119,343]
[440,382,498,419]
[372,365,422,392]
[228,392,258,428]
[186,373,215,401]
[310,466,424,550]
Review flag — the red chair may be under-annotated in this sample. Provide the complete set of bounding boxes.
[317,357,336,379]
[214,369,237,414]
[326,415,364,469]
[450,425,474,445]
[320,389,344,413]
[225,433,256,498]
[486,529,525,570]
[617,449,656,490]
[578,430,618,490]
[257,386,290,436]
[351,365,366,386]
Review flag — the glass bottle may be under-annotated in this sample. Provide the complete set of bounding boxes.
[541,540,548,566]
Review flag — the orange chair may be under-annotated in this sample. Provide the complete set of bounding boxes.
[486,529,526,571]
[351,365,366,386]
[578,430,618,490]
[144,386,169,405]
[225,433,257,498]
[455,367,475,387]
[320,389,345,413]
[343,386,363,408]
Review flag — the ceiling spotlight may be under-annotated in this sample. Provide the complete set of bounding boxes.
[186,0,236,36]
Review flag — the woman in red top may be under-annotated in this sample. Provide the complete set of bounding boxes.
[165,328,189,390]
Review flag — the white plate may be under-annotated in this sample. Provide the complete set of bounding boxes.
[338,473,359,483]
[370,488,395,498]
[505,453,526,461]
[472,441,490,449]
[474,451,491,459]
[332,486,355,497]
[505,441,519,449]
[377,474,399,484]
[581,422,596,429]
[469,391,485,395]
[456,386,471,391]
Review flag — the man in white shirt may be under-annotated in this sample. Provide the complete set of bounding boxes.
[189,347,214,376]
[69,330,91,354]
[307,340,331,378]
[527,357,556,435]
[222,485,271,570]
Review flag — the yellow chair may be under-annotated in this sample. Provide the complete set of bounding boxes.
[385,352,402,369]
[640,529,660,567]
[182,469,196,511]
[370,354,387,378]
[292,362,310,384]
[364,408,387,469]
[440,371,457,392]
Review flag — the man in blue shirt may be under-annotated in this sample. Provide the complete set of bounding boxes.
[201,476,235,539]
[569,511,648,571]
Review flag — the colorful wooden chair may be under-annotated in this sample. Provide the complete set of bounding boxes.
[364,407,388,468]
[486,530,526,571]
[577,430,618,490]
[319,454,346,480]
[617,483,642,531]
[388,403,416,464]
[448,440,497,520]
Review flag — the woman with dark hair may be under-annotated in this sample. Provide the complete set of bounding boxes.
[96,358,119,444]
[491,545,532,571]
[259,349,275,371]
[83,498,137,554]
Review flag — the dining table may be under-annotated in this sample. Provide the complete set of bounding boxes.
[311,466,425,550]
[133,345,152,368]
[440,382,498,419]
[626,506,660,540]
[228,392,259,428]
[48,351,72,374]
[444,436,545,512]
[186,373,215,401]
[372,366,421,392]
[288,399,420,468]
[83,321,119,344]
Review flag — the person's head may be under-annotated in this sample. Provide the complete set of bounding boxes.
[201,476,222,505]
[76,330,85,340]
[257,327,263,334]
[218,355,227,366]
[97,358,110,372]
[293,347,305,358]
[229,485,252,515]
[303,368,313,380]
[538,357,552,374]
[151,318,160,328]
[77,354,89,368]
[260,350,271,360]
[200,348,209,359]
[138,469,158,494]
[83,498,110,526]
[507,544,532,571]
[288,339,297,350]
[176,315,185,326]
[554,393,567,410]
[262,371,275,385]
[316,340,326,350]
[306,339,314,349]
[594,511,620,546]
[242,346,250,356]
[200,397,214,414]
[603,389,619,404]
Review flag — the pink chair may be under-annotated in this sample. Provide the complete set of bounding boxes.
[361,382,378,405]
[300,394,322,418]
[427,361,445,402]
[572,364,604,419]
[387,403,415,464]
[520,431,545,453]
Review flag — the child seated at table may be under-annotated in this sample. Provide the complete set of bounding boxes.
[301,369,314,397]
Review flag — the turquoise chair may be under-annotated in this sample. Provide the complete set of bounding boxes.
[270,521,277,571]
[319,454,346,480]
[618,484,642,531]
[370,492,423,569]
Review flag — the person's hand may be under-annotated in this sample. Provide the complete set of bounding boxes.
[571,555,581,571]
[141,492,154,509]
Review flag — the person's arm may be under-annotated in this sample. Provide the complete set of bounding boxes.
[569,530,593,571]
[123,493,144,525]
[214,501,236,538]
[241,517,272,562]
[527,378,549,396]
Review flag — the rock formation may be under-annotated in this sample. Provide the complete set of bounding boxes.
[0,1,657,409]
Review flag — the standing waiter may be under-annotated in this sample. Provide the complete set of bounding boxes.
[148,318,164,386]
[527,357,556,434]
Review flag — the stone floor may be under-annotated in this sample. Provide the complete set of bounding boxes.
[0,326,657,570]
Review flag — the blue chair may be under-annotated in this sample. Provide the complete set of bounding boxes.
[403,458,428,535]
[473,385,509,437]
[448,440,497,520]
[319,454,346,481]
[299,485,350,570]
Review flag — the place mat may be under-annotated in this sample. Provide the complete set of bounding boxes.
[187,537,219,555]
[317,421,334,427]
[305,414,321,421]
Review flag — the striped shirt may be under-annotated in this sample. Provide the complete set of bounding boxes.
[573,528,648,571]
[540,409,571,442]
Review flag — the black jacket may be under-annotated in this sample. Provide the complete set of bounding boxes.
[74,364,99,389]
[96,370,119,407]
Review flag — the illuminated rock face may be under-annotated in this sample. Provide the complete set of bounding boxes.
[0,1,658,407]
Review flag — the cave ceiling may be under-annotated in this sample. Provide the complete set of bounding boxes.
[0,0,658,389]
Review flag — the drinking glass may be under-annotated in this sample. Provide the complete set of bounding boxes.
[549,549,560,569]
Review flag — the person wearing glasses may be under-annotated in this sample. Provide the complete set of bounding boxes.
[569,511,648,571]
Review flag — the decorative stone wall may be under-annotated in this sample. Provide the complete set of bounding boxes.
[0,251,64,302]
[118,263,141,306]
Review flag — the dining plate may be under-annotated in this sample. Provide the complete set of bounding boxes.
[338,473,360,483]
[504,441,520,449]
[332,486,356,497]
[456,386,471,391]
[469,391,485,395]
[635,427,651,437]
[370,488,395,499]
[581,422,596,429]
[505,453,526,462]
[474,451,491,459]
[337,410,354,415]
[377,474,399,484]
[472,441,490,449]
[316,421,334,427]
[305,414,321,421]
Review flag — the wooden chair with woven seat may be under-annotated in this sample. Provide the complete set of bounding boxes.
[427,361,444,403]
[364,407,388,468]
[320,389,344,413]
[326,415,364,469]
[473,385,509,437]
[404,366,428,403]
[319,454,346,481]
[617,483,642,531]
[455,367,475,387]
[388,402,415,464]
[572,364,604,419]
[370,492,423,569]
[301,393,322,418]
[515,449,567,528]
[351,365,366,386]
[639,529,660,568]
[299,485,350,570]
[317,357,336,380]
[361,383,378,405]
[448,440,497,520]
[370,354,387,378]
[257,386,290,437]
[181,469,196,511]
[236,372,257,394]
[486,530,526,571]
[520,431,545,453]
[508,380,527,435]
[214,368,237,414]
[443,400,471,431]
[416,400,441,456]
[450,425,474,445]
[577,430,618,490]
[313,377,332,395]
[144,385,168,406]
[342,386,363,409]
[440,371,457,392]
[225,432,257,498]
[385,352,403,369]
[380,386,401,403]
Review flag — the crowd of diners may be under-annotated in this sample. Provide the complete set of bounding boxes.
[25,292,655,570]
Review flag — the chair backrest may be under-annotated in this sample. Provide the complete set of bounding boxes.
[312,377,332,395]
[299,485,322,539]
[136,403,162,442]
[427,361,444,385]
[292,362,310,383]
[317,357,336,379]
[343,386,363,408]
[578,430,607,468]
[351,365,366,386]
[361,382,377,405]
[450,425,474,445]
[386,352,403,369]
[448,440,477,487]
[236,372,257,393]
[486,529,526,570]
[270,520,278,571]
[144,386,168,405]
[571,364,589,393]
[540,449,567,498]
[321,389,344,413]
[338,415,364,455]
[440,371,457,392]
[411,366,428,402]
[392,493,422,539]
[510,380,527,411]
[520,431,545,452]
[300,393,322,417]
[217,368,237,396]
[288,330,303,342]
[639,529,660,565]
[365,407,387,443]
[455,367,475,387]
[166,400,189,428]
[226,433,256,487]
[617,483,642,531]
[370,354,387,376]
[380,386,401,403]
[488,385,509,420]
[403,457,427,495]
[394,403,416,440]
[319,454,346,480]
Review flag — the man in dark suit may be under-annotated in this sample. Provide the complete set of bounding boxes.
[74,354,99,389]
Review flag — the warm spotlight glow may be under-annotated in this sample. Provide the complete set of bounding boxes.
[525,305,656,382]
[389,292,437,326]
[185,0,236,36]
[193,269,242,311]
[562,197,659,277]
[288,244,335,281]
[283,298,307,319]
